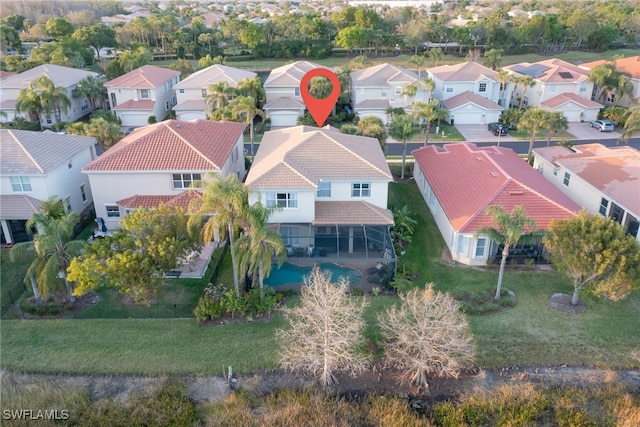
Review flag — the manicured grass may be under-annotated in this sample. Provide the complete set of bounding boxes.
[406,123,465,143]
[0,248,33,310]
[508,128,574,141]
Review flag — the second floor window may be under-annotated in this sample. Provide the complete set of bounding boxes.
[563,172,571,187]
[317,181,331,197]
[10,176,32,192]
[381,88,387,97]
[140,89,150,99]
[479,82,487,92]
[445,84,454,93]
[267,192,297,208]
[106,205,120,217]
[294,87,300,97]
[172,173,202,189]
[351,182,370,197]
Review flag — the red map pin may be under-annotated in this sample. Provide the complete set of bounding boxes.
[300,68,341,127]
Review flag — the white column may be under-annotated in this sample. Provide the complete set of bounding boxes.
[1,220,13,245]
[348,226,354,254]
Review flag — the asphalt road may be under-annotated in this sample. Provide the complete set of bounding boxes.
[244,137,640,156]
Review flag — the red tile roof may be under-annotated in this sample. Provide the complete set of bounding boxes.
[117,190,202,211]
[105,65,180,88]
[111,99,155,111]
[580,56,640,79]
[314,201,393,225]
[540,93,603,109]
[412,143,579,233]
[84,120,245,172]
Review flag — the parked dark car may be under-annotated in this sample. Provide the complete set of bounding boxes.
[488,122,508,136]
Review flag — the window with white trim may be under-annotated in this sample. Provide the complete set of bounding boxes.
[266,192,297,208]
[80,184,87,202]
[280,226,299,245]
[10,176,32,192]
[63,196,71,213]
[563,172,571,187]
[428,188,436,208]
[599,198,609,216]
[179,89,184,94]
[201,89,207,98]
[523,95,529,106]
[479,82,487,93]
[351,182,371,197]
[395,87,402,95]
[172,173,202,189]
[106,205,120,217]
[579,82,587,93]
[140,89,150,99]
[165,100,170,111]
[457,234,470,255]
[474,238,487,258]
[317,181,331,197]
[553,166,559,176]
[445,84,454,93]
[294,87,300,97]
[381,88,387,97]
[80,99,88,112]
[548,84,557,93]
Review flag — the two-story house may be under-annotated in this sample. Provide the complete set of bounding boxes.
[350,63,430,124]
[0,64,99,127]
[83,119,246,230]
[1,130,97,244]
[263,61,330,127]
[412,143,579,266]
[533,144,640,242]
[426,62,506,125]
[173,64,257,121]
[580,56,640,107]
[504,58,602,122]
[105,65,180,127]
[245,126,396,264]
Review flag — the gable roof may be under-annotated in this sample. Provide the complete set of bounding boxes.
[83,120,244,172]
[350,63,426,88]
[264,61,328,87]
[533,144,640,216]
[580,56,640,79]
[0,64,98,89]
[0,195,42,220]
[314,201,393,225]
[412,143,579,233]
[117,190,202,211]
[1,129,96,175]
[442,90,503,111]
[428,61,498,82]
[174,64,256,89]
[105,65,180,89]
[540,93,602,109]
[506,58,588,83]
[246,126,391,189]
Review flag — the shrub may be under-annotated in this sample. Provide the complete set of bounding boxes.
[351,288,364,296]
[148,115,157,124]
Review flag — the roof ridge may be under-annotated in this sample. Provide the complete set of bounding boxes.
[281,161,316,187]
[166,121,222,169]
[10,130,45,173]
[322,131,391,179]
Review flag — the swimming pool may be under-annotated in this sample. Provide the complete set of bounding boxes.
[264,262,363,286]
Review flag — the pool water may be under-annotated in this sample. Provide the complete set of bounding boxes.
[264,262,363,286]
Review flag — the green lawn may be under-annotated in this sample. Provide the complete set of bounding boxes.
[0,248,32,312]
[2,183,639,375]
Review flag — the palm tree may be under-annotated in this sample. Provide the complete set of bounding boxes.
[622,108,640,143]
[75,75,105,111]
[615,74,634,105]
[588,64,614,103]
[495,69,511,107]
[189,174,249,297]
[408,54,425,76]
[35,76,71,123]
[228,95,264,157]
[428,47,444,67]
[237,203,286,300]
[518,107,548,163]
[389,114,419,179]
[514,75,534,109]
[602,106,629,127]
[205,81,237,117]
[476,205,537,300]
[85,117,123,149]
[400,83,417,111]
[237,77,266,106]
[309,76,333,100]
[542,111,568,147]
[413,99,447,146]
[15,86,43,123]
[483,48,503,70]
[11,209,86,304]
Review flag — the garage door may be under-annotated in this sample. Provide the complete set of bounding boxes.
[450,111,478,125]
[269,111,300,127]
[118,112,150,127]
[176,111,206,121]
[357,111,388,125]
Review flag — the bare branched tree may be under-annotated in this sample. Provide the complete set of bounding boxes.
[378,284,474,391]
[276,267,369,387]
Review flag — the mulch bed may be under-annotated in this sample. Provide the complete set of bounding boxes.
[548,293,586,314]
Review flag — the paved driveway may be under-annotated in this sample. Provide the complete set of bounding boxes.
[455,122,622,143]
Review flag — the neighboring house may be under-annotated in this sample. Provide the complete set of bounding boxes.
[173,64,257,121]
[263,61,329,127]
[580,56,640,107]
[426,61,506,124]
[105,65,180,127]
[0,130,97,244]
[412,143,579,266]
[504,58,602,122]
[350,63,430,124]
[0,64,99,126]
[245,125,396,263]
[83,120,246,230]
[533,144,640,242]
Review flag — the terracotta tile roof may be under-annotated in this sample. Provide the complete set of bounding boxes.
[174,64,256,89]
[117,190,202,211]
[351,63,426,87]
[174,99,206,111]
[506,59,588,83]
[263,96,305,110]
[533,144,640,215]
[105,65,180,88]
[111,99,155,111]
[1,129,96,175]
[0,71,15,79]
[0,99,17,110]
[355,99,390,109]
[314,201,393,225]
[442,90,503,110]
[83,120,244,172]
[0,195,42,220]
[412,143,579,233]
[246,126,392,190]
[428,61,498,82]
[0,64,98,89]
[580,56,640,79]
[540,93,603,109]
[264,61,328,87]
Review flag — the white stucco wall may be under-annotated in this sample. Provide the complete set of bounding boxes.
[250,190,316,223]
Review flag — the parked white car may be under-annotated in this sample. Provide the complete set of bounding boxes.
[590,119,614,132]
